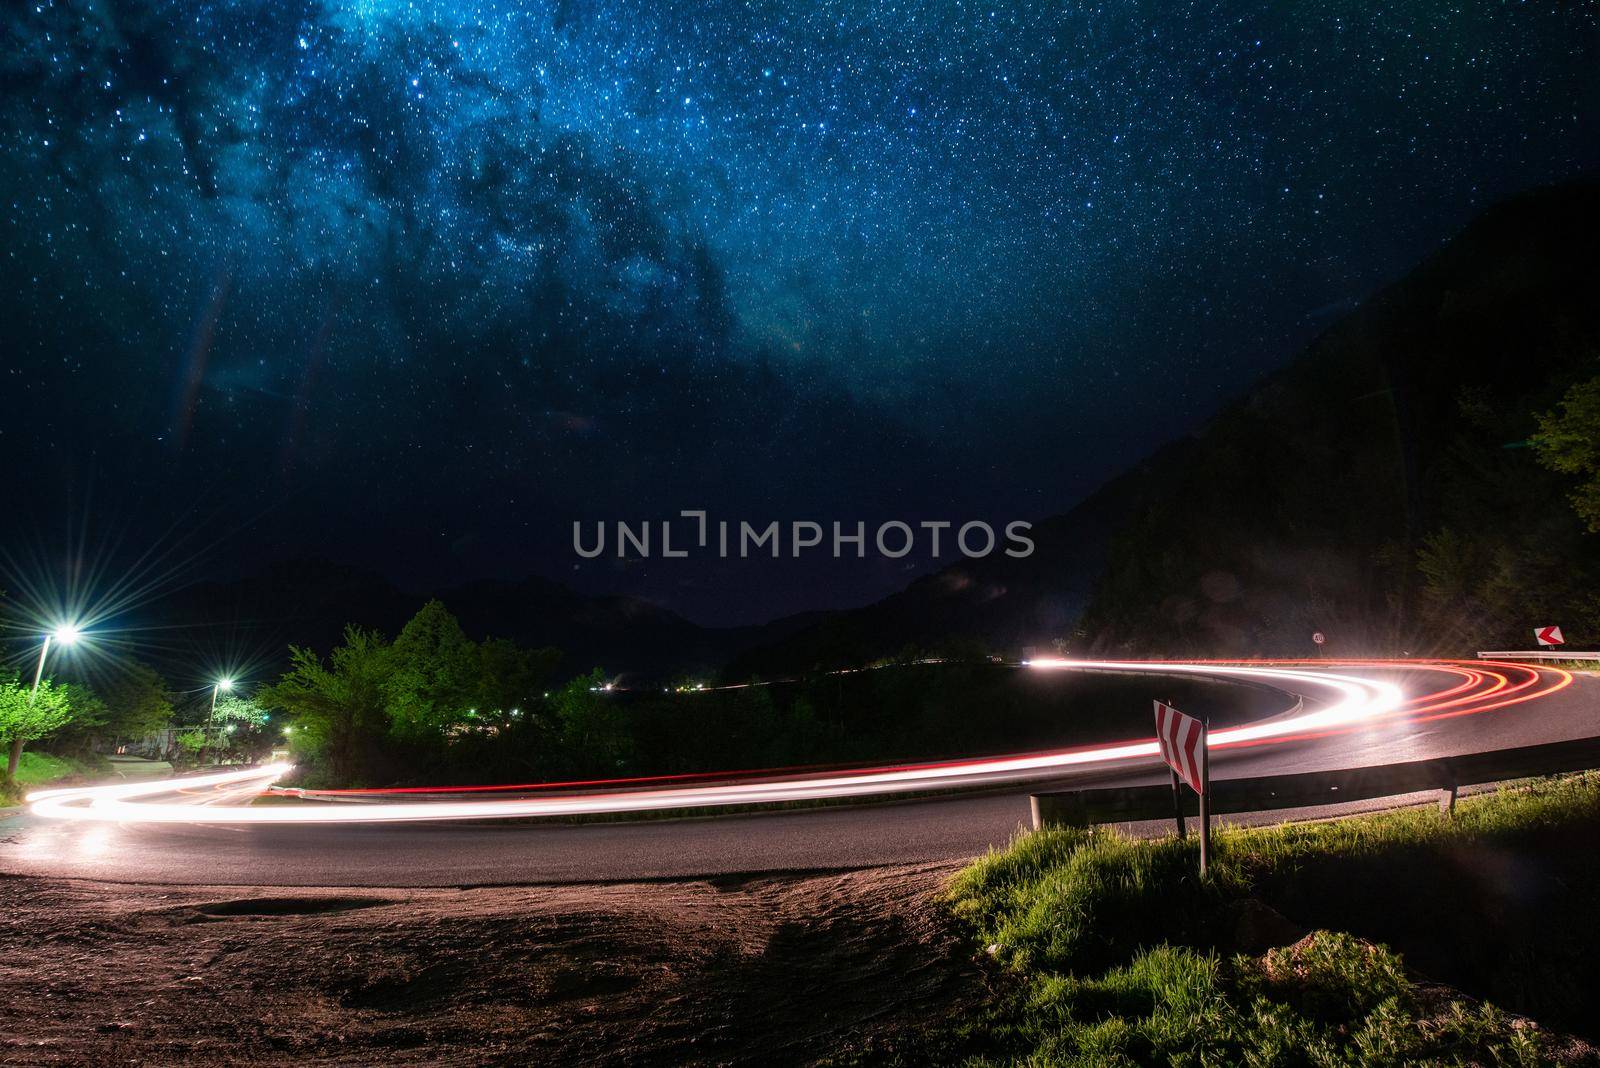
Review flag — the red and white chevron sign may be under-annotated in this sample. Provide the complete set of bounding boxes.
[1154,700,1207,795]
[1535,625,1565,647]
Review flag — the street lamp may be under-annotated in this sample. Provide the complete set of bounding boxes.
[206,677,235,764]
[211,676,234,714]
[30,622,82,702]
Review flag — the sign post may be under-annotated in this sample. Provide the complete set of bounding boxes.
[1154,700,1211,877]
[1164,698,1187,839]
[1169,768,1187,839]
[1197,718,1211,876]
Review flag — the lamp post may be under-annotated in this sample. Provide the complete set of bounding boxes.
[30,623,81,702]
[10,623,80,779]
[207,677,234,764]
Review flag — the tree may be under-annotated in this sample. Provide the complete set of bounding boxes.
[473,638,560,732]
[551,669,633,773]
[385,600,476,741]
[258,626,392,787]
[211,694,269,729]
[202,694,272,764]
[201,695,274,764]
[97,663,175,739]
[1533,375,1600,533]
[45,664,173,755]
[0,676,75,779]
[50,683,109,755]
[171,728,208,768]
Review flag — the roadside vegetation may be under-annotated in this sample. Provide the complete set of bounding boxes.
[1532,659,1600,673]
[8,750,106,788]
[930,775,1600,1065]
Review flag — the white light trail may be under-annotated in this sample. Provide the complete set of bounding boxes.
[29,661,1402,825]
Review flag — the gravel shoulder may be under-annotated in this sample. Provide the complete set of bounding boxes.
[1,863,988,1066]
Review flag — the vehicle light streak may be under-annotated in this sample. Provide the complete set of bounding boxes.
[25,660,1562,826]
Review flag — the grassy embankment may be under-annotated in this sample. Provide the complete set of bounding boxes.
[2,752,88,803]
[12,750,95,786]
[922,774,1600,1065]
[1,751,159,804]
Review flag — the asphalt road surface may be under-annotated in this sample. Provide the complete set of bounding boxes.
[3,660,1594,887]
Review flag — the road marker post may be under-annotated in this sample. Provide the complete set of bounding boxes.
[1154,699,1210,877]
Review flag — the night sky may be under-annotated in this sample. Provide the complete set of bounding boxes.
[3,1,1596,623]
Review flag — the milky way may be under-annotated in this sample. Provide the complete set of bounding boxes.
[2,0,1596,620]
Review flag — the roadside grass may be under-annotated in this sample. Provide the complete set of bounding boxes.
[1533,659,1600,673]
[1,751,111,804]
[932,774,1600,1065]
[12,750,83,786]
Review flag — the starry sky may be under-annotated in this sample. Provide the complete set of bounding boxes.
[3,0,1597,623]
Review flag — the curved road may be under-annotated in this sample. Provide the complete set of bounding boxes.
[2,659,1594,887]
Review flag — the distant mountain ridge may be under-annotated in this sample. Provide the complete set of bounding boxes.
[133,559,824,683]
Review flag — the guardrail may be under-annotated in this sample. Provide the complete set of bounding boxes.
[1477,651,1600,661]
[1030,734,1600,830]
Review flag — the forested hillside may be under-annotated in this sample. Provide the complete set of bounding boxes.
[1082,180,1600,655]
[737,180,1600,669]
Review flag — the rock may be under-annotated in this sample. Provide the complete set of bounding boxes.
[1226,898,1304,954]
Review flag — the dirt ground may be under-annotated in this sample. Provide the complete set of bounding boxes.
[0,864,988,1066]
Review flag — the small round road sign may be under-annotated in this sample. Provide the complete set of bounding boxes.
[1312,631,1326,645]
